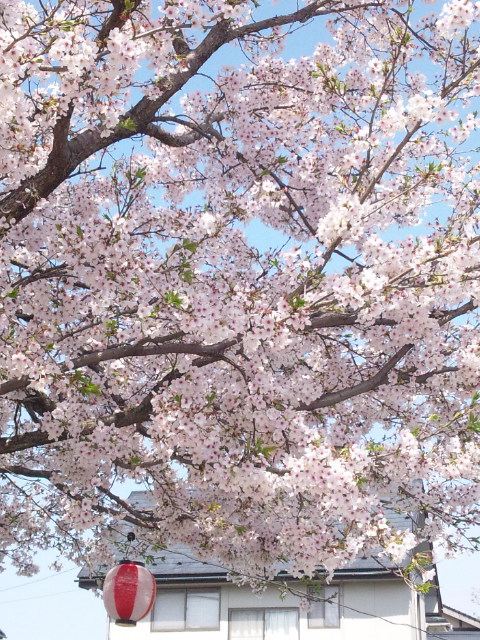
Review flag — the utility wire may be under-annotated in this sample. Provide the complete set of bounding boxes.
[0,549,465,640]
[0,567,76,593]
[0,559,458,640]
[0,589,79,605]
[118,545,456,640]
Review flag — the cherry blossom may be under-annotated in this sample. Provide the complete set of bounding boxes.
[0,0,480,583]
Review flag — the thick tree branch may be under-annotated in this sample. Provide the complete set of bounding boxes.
[0,1,359,230]
[72,338,238,369]
[0,337,237,398]
[0,352,224,455]
[96,0,142,46]
[406,366,459,385]
[309,312,396,329]
[0,465,52,479]
[229,1,381,39]
[0,103,75,229]
[0,377,29,396]
[0,298,474,402]
[300,343,414,410]
[140,121,216,147]
[438,299,476,325]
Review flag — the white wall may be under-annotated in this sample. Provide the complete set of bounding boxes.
[108,578,418,640]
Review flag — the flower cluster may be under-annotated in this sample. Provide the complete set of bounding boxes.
[0,0,480,581]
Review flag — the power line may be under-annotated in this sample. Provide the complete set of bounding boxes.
[144,546,458,640]
[0,589,79,605]
[0,567,75,593]
[0,558,459,640]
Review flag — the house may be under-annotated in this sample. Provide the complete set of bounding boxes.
[425,603,480,640]
[78,492,480,640]
[442,605,480,633]
[80,547,428,640]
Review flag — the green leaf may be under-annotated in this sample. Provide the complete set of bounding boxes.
[118,117,136,131]
[147,303,160,318]
[104,319,118,336]
[182,239,198,253]
[6,288,18,299]
[205,391,217,405]
[132,165,147,187]
[76,224,84,239]
[415,581,434,594]
[467,411,480,433]
[254,437,277,460]
[180,269,193,284]
[289,295,306,310]
[234,524,246,534]
[72,371,101,398]
[163,291,183,308]
[59,19,78,31]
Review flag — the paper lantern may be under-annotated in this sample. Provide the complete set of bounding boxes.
[103,561,156,627]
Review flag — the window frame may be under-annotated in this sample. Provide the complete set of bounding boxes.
[228,607,299,640]
[307,584,342,629]
[151,587,221,632]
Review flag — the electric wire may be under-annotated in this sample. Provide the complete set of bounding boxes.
[0,589,79,605]
[0,567,75,593]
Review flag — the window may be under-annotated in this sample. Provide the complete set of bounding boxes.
[229,609,298,640]
[308,585,341,628]
[152,589,220,631]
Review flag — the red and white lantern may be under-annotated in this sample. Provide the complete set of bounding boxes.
[103,561,156,627]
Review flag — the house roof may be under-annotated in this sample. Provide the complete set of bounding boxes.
[78,491,419,589]
[443,605,480,630]
[428,634,480,640]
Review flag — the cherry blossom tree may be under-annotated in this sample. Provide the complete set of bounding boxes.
[1,0,480,579]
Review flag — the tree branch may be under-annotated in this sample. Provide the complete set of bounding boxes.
[0,352,224,455]
[229,1,381,40]
[0,2,367,229]
[71,337,238,369]
[300,344,413,410]
[140,121,216,147]
[0,465,53,479]
[96,0,142,47]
